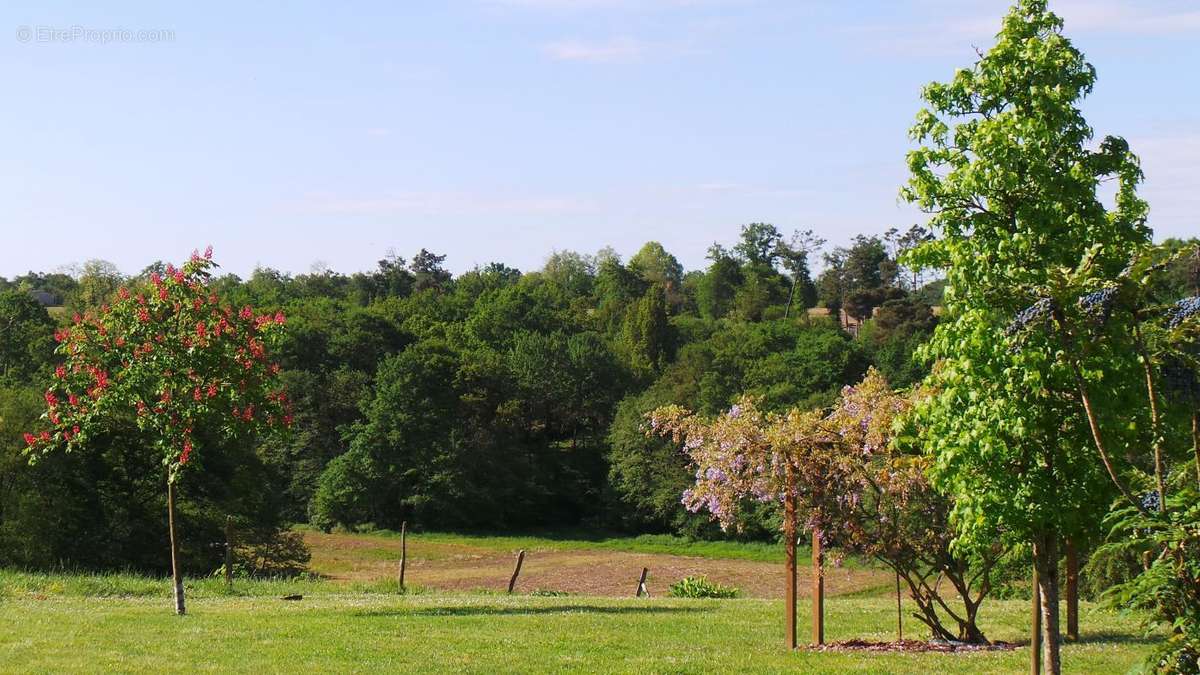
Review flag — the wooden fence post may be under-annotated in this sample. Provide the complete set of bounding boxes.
[1031,563,1042,675]
[784,466,798,650]
[224,515,234,590]
[398,521,407,592]
[812,530,824,646]
[508,550,526,594]
[1065,539,1079,642]
[635,567,650,597]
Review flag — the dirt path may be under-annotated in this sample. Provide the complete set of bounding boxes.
[304,531,891,599]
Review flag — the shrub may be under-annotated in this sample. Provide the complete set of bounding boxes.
[668,576,739,599]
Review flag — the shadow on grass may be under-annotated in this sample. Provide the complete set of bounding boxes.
[353,604,714,618]
[1071,631,1159,646]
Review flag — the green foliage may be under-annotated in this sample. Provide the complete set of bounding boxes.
[620,285,673,378]
[696,247,742,320]
[1095,488,1200,674]
[2,224,934,570]
[63,259,123,316]
[0,290,55,384]
[855,297,938,389]
[628,242,684,302]
[667,575,739,599]
[606,319,865,536]
[901,0,1146,554]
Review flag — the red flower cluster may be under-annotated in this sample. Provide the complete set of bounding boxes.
[24,248,291,476]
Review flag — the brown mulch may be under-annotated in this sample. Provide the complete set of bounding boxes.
[811,639,1018,653]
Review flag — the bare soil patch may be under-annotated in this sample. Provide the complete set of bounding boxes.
[304,531,891,599]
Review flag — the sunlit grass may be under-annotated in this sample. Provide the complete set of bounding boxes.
[0,578,1154,674]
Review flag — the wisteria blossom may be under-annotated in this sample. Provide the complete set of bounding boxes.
[649,368,996,643]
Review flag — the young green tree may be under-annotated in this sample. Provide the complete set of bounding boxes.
[902,2,1149,671]
[22,249,292,615]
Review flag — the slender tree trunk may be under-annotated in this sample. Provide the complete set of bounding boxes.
[1033,535,1060,675]
[784,468,798,650]
[1065,539,1079,642]
[1031,562,1041,675]
[167,480,185,616]
[1071,366,1146,515]
[1193,412,1200,491]
[224,515,233,590]
[1135,324,1167,513]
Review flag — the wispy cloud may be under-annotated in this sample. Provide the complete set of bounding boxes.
[849,0,1200,57]
[542,36,649,63]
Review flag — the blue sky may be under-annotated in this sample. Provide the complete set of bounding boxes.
[2,0,1197,278]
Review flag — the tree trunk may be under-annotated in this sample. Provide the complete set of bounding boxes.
[1031,562,1041,675]
[1033,535,1061,674]
[1135,324,1167,513]
[167,480,185,616]
[895,570,903,642]
[812,530,824,646]
[784,469,798,650]
[1065,540,1079,642]
[1192,412,1200,491]
[224,515,233,590]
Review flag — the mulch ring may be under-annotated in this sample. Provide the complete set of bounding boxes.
[811,639,1018,653]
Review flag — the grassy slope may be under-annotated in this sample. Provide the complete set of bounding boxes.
[0,572,1153,674]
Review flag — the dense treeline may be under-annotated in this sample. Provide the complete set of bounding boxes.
[3,223,1187,573]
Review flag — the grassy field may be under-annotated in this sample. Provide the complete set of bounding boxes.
[0,534,1157,673]
[0,579,1153,674]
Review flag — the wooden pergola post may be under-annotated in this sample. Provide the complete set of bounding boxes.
[784,465,798,650]
[812,530,824,646]
[398,521,407,592]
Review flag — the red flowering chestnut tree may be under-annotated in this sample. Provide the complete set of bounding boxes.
[23,248,291,615]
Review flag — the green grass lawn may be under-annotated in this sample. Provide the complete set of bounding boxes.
[0,572,1154,674]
